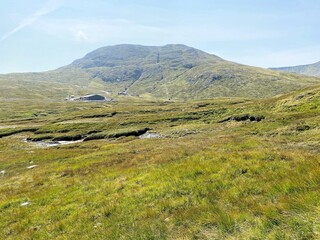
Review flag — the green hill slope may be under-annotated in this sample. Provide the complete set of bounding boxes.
[1,44,320,100]
[271,61,320,77]
[0,68,106,100]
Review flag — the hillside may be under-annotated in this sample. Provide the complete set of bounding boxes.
[0,68,105,100]
[67,44,320,99]
[1,44,320,100]
[271,61,320,77]
[0,85,319,239]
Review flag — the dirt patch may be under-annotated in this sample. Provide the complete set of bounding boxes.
[24,139,83,148]
[139,132,162,139]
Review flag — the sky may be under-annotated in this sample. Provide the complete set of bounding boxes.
[0,0,319,73]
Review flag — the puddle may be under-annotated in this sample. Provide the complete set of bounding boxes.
[24,139,83,148]
[139,132,162,139]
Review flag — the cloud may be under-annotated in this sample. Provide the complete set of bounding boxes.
[36,17,279,46]
[37,19,166,43]
[0,0,64,42]
[70,28,88,42]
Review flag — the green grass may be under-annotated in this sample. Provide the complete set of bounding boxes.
[0,86,319,239]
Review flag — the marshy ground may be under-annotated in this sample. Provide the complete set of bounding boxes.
[0,86,319,239]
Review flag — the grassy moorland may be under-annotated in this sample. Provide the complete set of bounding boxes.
[0,86,319,239]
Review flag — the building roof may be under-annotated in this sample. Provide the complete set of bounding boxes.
[81,94,104,98]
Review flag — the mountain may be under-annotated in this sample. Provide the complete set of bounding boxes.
[65,44,320,99]
[1,44,320,100]
[271,61,320,77]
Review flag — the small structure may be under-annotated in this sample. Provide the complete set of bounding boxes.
[118,91,128,96]
[118,88,129,96]
[65,95,75,101]
[80,94,106,101]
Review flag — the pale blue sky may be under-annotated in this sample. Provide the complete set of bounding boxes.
[0,0,319,73]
